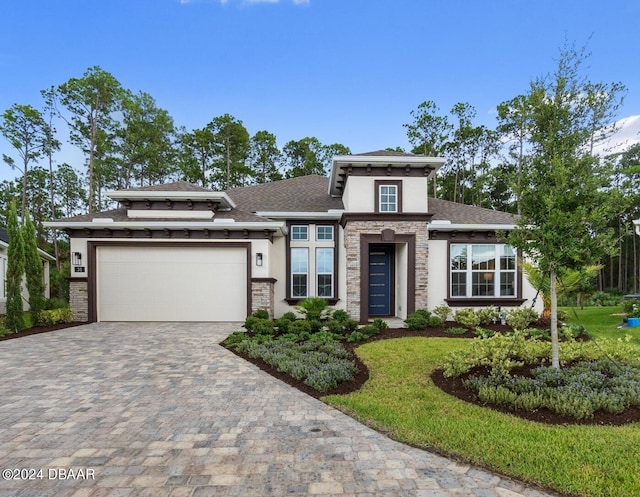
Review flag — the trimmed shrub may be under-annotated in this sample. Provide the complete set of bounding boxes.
[280,311,298,322]
[432,305,451,322]
[252,309,270,320]
[477,306,500,325]
[308,319,323,333]
[428,316,444,328]
[405,310,431,330]
[289,319,312,336]
[506,307,539,331]
[343,319,359,332]
[252,319,275,336]
[38,308,73,325]
[331,309,350,322]
[371,318,388,331]
[454,308,481,328]
[223,331,249,348]
[324,319,345,335]
[243,315,260,331]
[44,298,69,310]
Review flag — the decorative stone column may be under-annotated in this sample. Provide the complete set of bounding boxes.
[251,278,276,318]
[69,279,89,322]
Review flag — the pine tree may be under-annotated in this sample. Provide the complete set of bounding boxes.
[5,200,25,332]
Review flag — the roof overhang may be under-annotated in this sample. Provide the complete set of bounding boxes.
[0,240,55,261]
[254,210,344,221]
[329,154,447,196]
[105,190,237,210]
[44,220,287,235]
[427,223,517,231]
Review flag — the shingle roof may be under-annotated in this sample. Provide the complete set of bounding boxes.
[121,181,214,193]
[226,175,344,213]
[429,197,518,225]
[354,150,418,157]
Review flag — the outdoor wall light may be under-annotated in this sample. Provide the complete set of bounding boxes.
[256,253,263,266]
[72,252,82,266]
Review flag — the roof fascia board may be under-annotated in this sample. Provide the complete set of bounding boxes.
[427,223,517,231]
[105,190,237,209]
[44,220,286,234]
[254,211,344,220]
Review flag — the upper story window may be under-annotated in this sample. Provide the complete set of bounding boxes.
[316,225,334,241]
[450,243,517,298]
[291,225,309,241]
[375,180,402,213]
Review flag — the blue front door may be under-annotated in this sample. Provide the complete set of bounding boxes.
[368,245,393,316]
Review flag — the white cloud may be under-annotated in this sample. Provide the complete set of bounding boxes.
[592,115,640,157]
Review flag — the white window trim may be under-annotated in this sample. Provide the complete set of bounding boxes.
[291,225,309,241]
[316,247,334,298]
[379,184,398,213]
[450,243,517,298]
[316,225,334,241]
[291,247,309,298]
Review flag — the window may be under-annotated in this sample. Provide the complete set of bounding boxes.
[291,225,308,241]
[375,180,402,213]
[291,248,309,297]
[288,222,337,301]
[379,184,398,212]
[450,244,517,298]
[316,225,334,241]
[316,248,334,297]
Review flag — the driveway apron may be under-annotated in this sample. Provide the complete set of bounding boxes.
[0,323,558,497]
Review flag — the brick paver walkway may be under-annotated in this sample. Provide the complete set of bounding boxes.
[0,323,558,497]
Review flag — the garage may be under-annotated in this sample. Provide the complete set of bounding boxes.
[96,244,248,322]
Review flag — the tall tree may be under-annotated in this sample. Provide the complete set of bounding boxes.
[496,94,534,214]
[508,43,625,369]
[178,125,217,187]
[283,137,349,178]
[5,200,25,332]
[209,114,250,189]
[0,104,49,219]
[55,163,86,218]
[23,211,45,325]
[404,100,452,196]
[248,130,282,184]
[118,91,177,188]
[41,87,62,267]
[57,66,124,212]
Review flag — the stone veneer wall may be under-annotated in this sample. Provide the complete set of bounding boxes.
[251,279,275,319]
[70,280,89,322]
[344,220,429,322]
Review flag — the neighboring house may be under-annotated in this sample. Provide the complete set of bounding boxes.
[0,227,54,314]
[45,151,542,323]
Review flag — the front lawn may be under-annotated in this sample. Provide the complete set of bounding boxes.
[562,305,640,344]
[324,337,640,497]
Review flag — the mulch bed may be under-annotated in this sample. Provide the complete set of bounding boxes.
[227,323,640,426]
[0,322,87,341]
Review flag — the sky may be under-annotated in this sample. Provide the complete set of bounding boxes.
[1,0,639,182]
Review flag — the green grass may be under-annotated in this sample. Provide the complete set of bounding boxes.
[324,336,640,497]
[562,305,640,344]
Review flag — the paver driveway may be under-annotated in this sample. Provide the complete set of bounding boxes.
[0,323,557,497]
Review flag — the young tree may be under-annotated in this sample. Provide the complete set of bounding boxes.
[508,43,626,368]
[5,201,25,332]
[23,211,45,325]
[0,104,49,219]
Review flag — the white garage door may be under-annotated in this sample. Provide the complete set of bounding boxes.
[97,245,247,321]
